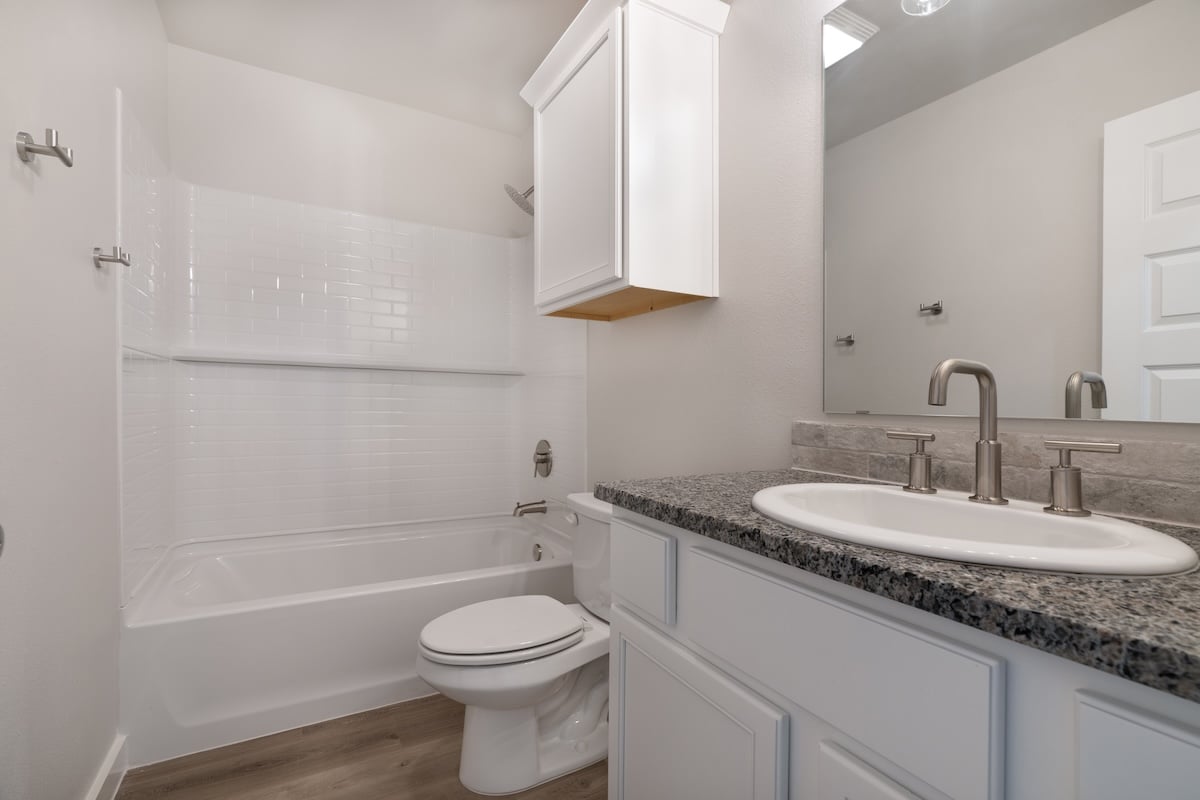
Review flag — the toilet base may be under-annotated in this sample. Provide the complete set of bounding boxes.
[458,658,609,795]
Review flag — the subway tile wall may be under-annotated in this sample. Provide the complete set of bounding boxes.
[121,102,170,355]
[176,183,513,366]
[119,176,587,584]
[173,363,519,539]
[120,98,172,604]
[121,351,172,601]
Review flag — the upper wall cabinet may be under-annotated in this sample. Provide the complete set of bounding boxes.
[521,0,729,321]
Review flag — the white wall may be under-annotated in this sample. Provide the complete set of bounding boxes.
[0,0,167,796]
[167,45,534,239]
[511,236,589,507]
[824,0,1200,419]
[587,0,825,484]
[587,0,1200,487]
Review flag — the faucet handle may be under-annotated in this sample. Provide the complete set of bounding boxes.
[1042,440,1122,516]
[887,430,935,452]
[1044,440,1122,464]
[887,430,936,494]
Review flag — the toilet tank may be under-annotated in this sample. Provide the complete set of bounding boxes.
[565,492,612,621]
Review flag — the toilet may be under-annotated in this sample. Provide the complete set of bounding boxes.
[415,492,612,795]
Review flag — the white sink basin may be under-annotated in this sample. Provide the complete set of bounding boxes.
[751,483,1199,576]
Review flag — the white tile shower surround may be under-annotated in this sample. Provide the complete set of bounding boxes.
[121,98,170,354]
[121,351,173,602]
[176,183,513,366]
[121,98,173,603]
[173,362,520,539]
[117,177,587,593]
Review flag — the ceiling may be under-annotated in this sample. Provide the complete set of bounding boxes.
[825,0,1155,147]
[156,0,586,136]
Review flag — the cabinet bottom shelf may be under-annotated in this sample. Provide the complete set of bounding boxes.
[546,286,712,321]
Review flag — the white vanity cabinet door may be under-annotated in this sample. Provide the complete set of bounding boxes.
[610,607,788,800]
[1077,693,1200,800]
[530,7,623,311]
[819,742,924,800]
[610,518,676,625]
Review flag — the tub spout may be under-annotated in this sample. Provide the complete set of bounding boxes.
[513,500,547,517]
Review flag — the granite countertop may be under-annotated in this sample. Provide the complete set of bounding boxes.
[594,469,1200,703]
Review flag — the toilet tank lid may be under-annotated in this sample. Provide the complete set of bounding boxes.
[566,492,612,521]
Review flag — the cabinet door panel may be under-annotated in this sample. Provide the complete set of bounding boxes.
[611,518,676,625]
[819,742,923,800]
[1077,693,1200,800]
[683,549,1003,800]
[533,8,622,307]
[611,608,787,800]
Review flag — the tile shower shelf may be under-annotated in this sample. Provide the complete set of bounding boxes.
[169,348,524,376]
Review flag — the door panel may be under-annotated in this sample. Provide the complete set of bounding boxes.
[1102,89,1200,419]
[533,8,622,308]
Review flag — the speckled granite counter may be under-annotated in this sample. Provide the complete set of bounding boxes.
[594,469,1200,703]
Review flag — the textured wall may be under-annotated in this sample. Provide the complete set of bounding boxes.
[0,1,168,796]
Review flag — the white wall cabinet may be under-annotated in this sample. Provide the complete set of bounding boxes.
[609,508,1200,800]
[520,0,728,321]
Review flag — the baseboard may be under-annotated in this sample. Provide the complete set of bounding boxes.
[84,734,127,800]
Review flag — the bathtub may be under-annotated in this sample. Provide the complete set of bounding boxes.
[121,514,575,767]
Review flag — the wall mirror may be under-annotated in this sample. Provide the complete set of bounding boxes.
[822,0,1200,421]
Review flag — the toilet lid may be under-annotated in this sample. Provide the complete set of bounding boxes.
[419,595,584,656]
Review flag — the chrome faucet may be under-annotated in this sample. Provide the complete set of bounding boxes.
[928,358,1007,504]
[1064,371,1107,419]
[513,500,548,517]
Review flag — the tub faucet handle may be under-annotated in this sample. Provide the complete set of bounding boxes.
[533,439,552,478]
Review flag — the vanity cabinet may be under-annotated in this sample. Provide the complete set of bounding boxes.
[609,509,1200,800]
[610,608,788,799]
[519,0,727,321]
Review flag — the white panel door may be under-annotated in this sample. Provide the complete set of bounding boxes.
[610,608,788,800]
[1102,89,1200,420]
[532,7,623,308]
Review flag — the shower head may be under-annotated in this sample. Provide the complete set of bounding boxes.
[504,184,535,217]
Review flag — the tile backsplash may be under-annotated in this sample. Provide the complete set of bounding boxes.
[793,421,1200,527]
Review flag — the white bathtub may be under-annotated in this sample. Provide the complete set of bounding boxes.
[121,515,575,766]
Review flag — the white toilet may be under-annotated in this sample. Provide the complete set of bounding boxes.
[415,492,612,795]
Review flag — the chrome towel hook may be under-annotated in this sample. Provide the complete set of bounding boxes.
[16,128,74,167]
[93,246,131,269]
[834,334,855,346]
[919,300,944,315]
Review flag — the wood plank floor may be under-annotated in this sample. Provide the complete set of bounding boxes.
[116,695,607,799]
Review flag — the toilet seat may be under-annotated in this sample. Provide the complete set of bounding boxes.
[419,595,586,666]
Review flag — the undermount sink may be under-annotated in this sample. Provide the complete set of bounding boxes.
[752,483,1199,576]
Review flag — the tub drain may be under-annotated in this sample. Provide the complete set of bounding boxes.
[532,543,543,562]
